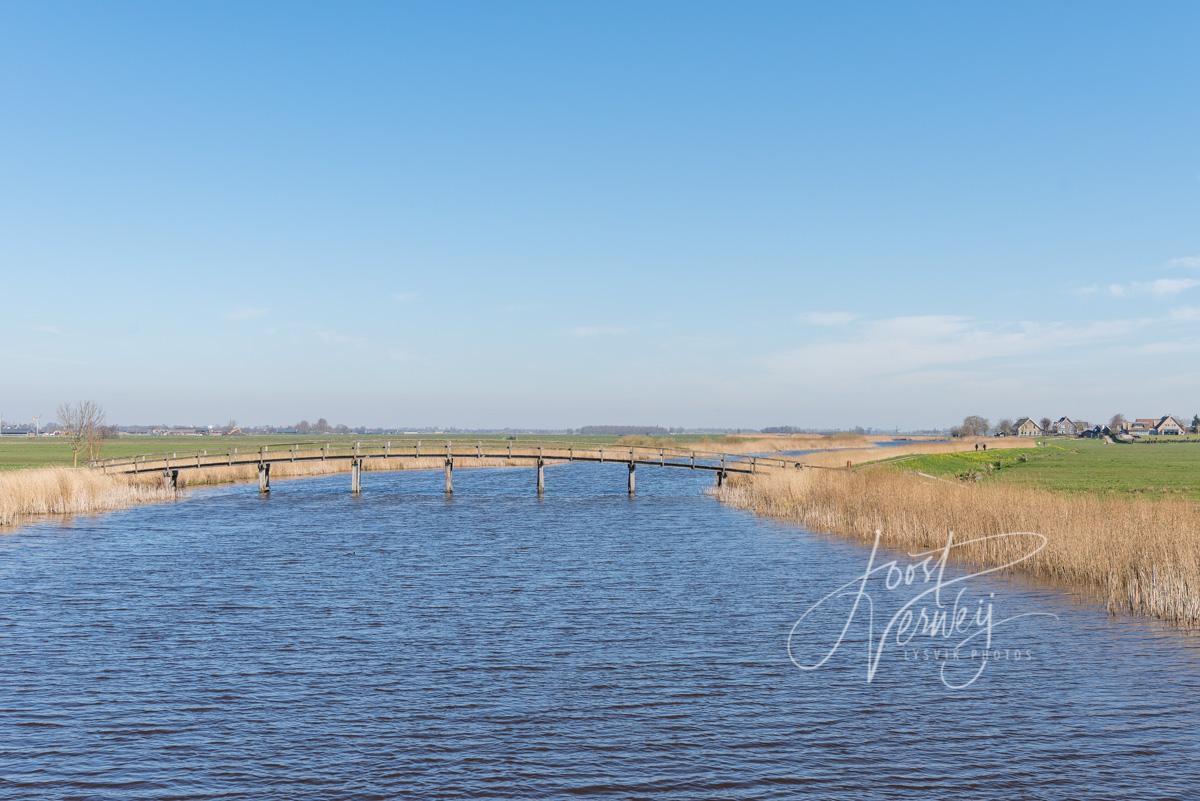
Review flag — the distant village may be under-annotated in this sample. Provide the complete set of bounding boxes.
[1008,415,1196,440]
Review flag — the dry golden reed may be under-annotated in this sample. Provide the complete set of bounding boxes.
[167,455,524,488]
[717,467,1200,625]
[1,457,530,528]
[0,467,177,527]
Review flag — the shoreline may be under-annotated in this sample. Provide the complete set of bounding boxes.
[0,457,530,530]
[713,465,1200,626]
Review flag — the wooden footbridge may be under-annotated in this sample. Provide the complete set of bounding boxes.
[91,440,804,496]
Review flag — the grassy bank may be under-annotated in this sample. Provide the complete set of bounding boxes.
[716,467,1200,625]
[795,436,1034,468]
[885,438,1200,499]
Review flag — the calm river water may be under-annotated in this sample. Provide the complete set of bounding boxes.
[2,464,1199,799]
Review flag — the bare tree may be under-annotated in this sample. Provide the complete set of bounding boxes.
[960,415,990,437]
[1109,413,1126,432]
[1039,417,1052,432]
[58,401,105,467]
[995,418,1015,436]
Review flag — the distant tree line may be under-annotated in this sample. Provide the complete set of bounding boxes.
[576,425,670,436]
[293,418,353,435]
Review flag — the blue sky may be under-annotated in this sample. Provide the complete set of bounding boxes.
[2,2,1198,429]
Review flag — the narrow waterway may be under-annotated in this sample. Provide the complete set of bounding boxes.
[1,463,1197,799]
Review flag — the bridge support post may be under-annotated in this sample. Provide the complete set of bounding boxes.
[444,458,454,495]
[627,462,636,495]
[258,463,271,494]
[351,458,362,494]
[536,458,545,495]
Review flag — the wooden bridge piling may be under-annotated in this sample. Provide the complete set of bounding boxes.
[94,440,791,501]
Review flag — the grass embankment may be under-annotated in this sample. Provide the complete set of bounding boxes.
[717,468,1200,624]
[886,438,1200,500]
[615,432,916,453]
[795,436,1034,468]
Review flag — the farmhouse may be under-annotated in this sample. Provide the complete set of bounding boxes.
[1129,418,1157,434]
[1014,417,1043,437]
[1151,415,1186,435]
[1053,417,1082,436]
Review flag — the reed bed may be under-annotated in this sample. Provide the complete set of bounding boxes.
[717,467,1200,625]
[163,456,525,488]
[0,467,178,528]
[1,457,530,529]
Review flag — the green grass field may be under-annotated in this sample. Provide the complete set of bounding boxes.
[0,434,637,470]
[881,439,1200,499]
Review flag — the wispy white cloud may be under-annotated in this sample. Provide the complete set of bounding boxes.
[569,325,630,338]
[315,328,365,346]
[1107,278,1200,298]
[1170,306,1200,321]
[33,324,61,335]
[226,306,270,321]
[760,314,1147,384]
[1166,256,1200,270]
[798,311,858,326]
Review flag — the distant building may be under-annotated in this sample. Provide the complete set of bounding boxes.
[1129,418,1157,434]
[1052,417,1083,436]
[1151,415,1186,435]
[1014,417,1043,437]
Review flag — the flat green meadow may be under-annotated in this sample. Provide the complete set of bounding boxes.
[0,434,628,471]
[880,438,1200,499]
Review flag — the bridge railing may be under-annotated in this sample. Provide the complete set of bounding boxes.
[90,438,805,474]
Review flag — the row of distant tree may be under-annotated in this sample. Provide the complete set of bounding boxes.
[952,414,1200,437]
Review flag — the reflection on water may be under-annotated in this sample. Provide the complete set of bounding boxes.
[0,463,1198,799]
